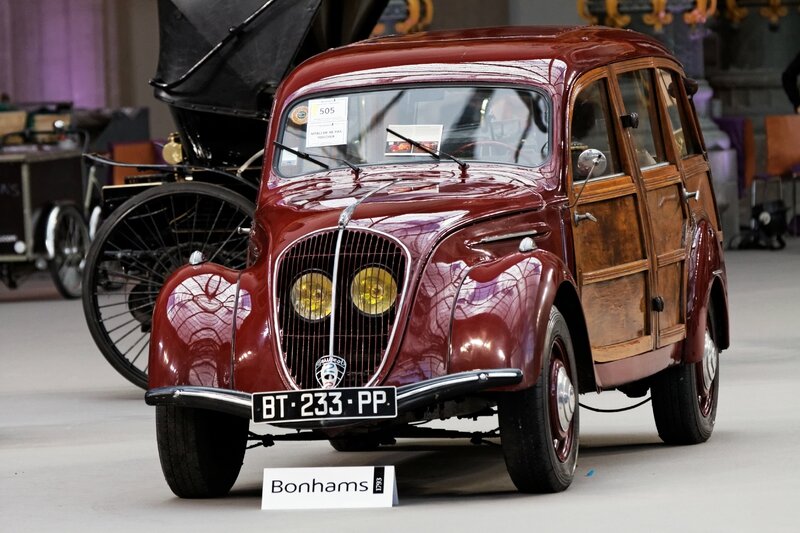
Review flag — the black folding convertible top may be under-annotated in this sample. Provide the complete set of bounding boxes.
[152,0,388,166]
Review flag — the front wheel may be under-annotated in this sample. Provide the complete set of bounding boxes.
[48,205,89,299]
[155,405,249,498]
[650,309,719,444]
[499,307,579,493]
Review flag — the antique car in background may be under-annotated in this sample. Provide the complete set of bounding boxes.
[81,0,390,388]
[145,26,729,497]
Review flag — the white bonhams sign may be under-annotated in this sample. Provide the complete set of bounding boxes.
[261,466,398,510]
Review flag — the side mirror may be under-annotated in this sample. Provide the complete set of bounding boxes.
[577,148,607,179]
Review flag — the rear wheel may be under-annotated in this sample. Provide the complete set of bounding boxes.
[48,205,89,299]
[82,182,254,389]
[155,405,249,498]
[499,307,579,493]
[651,309,719,444]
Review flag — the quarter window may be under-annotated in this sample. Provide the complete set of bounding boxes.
[655,69,702,158]
[617,69,668,168]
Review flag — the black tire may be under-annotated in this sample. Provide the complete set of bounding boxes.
[156,405,249,498]
[82,182,254,389]
[48,205,89,299]
[651,308,719,444]
[499,307,579,493]
[329,435,381,452]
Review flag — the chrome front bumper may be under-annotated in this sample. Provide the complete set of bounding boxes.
[145,368,523,421]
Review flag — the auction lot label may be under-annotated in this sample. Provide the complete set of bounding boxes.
[262,466,397,510]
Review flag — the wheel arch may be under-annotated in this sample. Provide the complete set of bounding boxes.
[708,274,730,350]
[448,249,588,391]
[553,280,596,394]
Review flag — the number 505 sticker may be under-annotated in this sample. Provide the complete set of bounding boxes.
[308,97,348,123]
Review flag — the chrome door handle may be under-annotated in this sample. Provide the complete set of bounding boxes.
[574,211,598,225]
[683,188,700,202]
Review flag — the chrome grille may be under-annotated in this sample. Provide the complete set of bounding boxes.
[276,229,407,389]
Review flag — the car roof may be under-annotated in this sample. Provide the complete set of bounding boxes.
[279,25,676,98]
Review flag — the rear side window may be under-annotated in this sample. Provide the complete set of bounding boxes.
[655,69,702,159]
[617,69,668,168]
[570,79,622,182]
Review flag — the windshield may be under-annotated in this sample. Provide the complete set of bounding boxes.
[276,86,550,177]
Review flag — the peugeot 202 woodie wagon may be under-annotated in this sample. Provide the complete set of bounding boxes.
[145,26,729,498]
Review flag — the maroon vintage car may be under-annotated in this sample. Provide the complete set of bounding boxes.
[145,26,729,497]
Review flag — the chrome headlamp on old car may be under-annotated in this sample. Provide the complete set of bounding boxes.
[290,271,333,321]
[350,266,398,316]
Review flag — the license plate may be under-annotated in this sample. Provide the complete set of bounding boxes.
[252,387,397,424]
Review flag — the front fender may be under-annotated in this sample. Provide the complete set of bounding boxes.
[148,262,250,389]
[448,249,570,390]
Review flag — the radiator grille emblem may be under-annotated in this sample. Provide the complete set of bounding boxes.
[315,355,347,389]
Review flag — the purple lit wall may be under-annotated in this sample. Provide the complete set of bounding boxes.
[0,0,110,107]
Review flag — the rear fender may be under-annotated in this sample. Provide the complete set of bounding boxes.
[448,250,574,390]
[683,220,729,363]
[148,262,251,389]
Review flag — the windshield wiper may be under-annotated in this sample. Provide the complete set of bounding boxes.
[386,127,469,178]
[273,141,362,178]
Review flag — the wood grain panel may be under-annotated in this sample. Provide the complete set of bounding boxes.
[685,171,720,232]
[582,259,648,285]
[646,184,685,255]
[656,261,682,331]
[582,272,648,349]
[592,335,654,363]
[573,195,645,273]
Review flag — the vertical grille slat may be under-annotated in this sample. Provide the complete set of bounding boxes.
[276,228,407,389]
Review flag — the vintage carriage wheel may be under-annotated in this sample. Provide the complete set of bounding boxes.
[82,182,255,389]
[499,306,579,493]
[650,308,720,444]
[48,205,90,299]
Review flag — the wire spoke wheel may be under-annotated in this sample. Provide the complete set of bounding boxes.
[82,182,254,389]
[49,205,90,299]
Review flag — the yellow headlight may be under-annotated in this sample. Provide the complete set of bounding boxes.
[350,267,398,316]
[290,272,332,321]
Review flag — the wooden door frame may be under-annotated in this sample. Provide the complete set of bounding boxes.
[566,66,654,362]
[607,59,693,349]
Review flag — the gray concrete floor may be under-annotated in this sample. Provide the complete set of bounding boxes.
[1,241,799,532]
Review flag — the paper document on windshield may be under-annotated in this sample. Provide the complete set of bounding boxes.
[385,124,443,156]
[306,97,349,148]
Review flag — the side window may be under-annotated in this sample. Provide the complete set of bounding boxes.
[570,79,622,182]
[617,69,668,168]
[655,68,702,158]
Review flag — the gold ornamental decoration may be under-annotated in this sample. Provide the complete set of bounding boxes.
[684,0,718,25]
[759,0,789,25]
[577,0,599,24]
[724,0,749,24]
[604,0,632,27]
[643,0,674,32]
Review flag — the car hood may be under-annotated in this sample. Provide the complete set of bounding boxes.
[260,165,552,261]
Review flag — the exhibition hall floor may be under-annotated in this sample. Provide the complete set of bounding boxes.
[1,242,798,532]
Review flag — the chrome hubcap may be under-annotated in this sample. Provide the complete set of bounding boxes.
[555,365,576,432]
[701,328,718,391]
